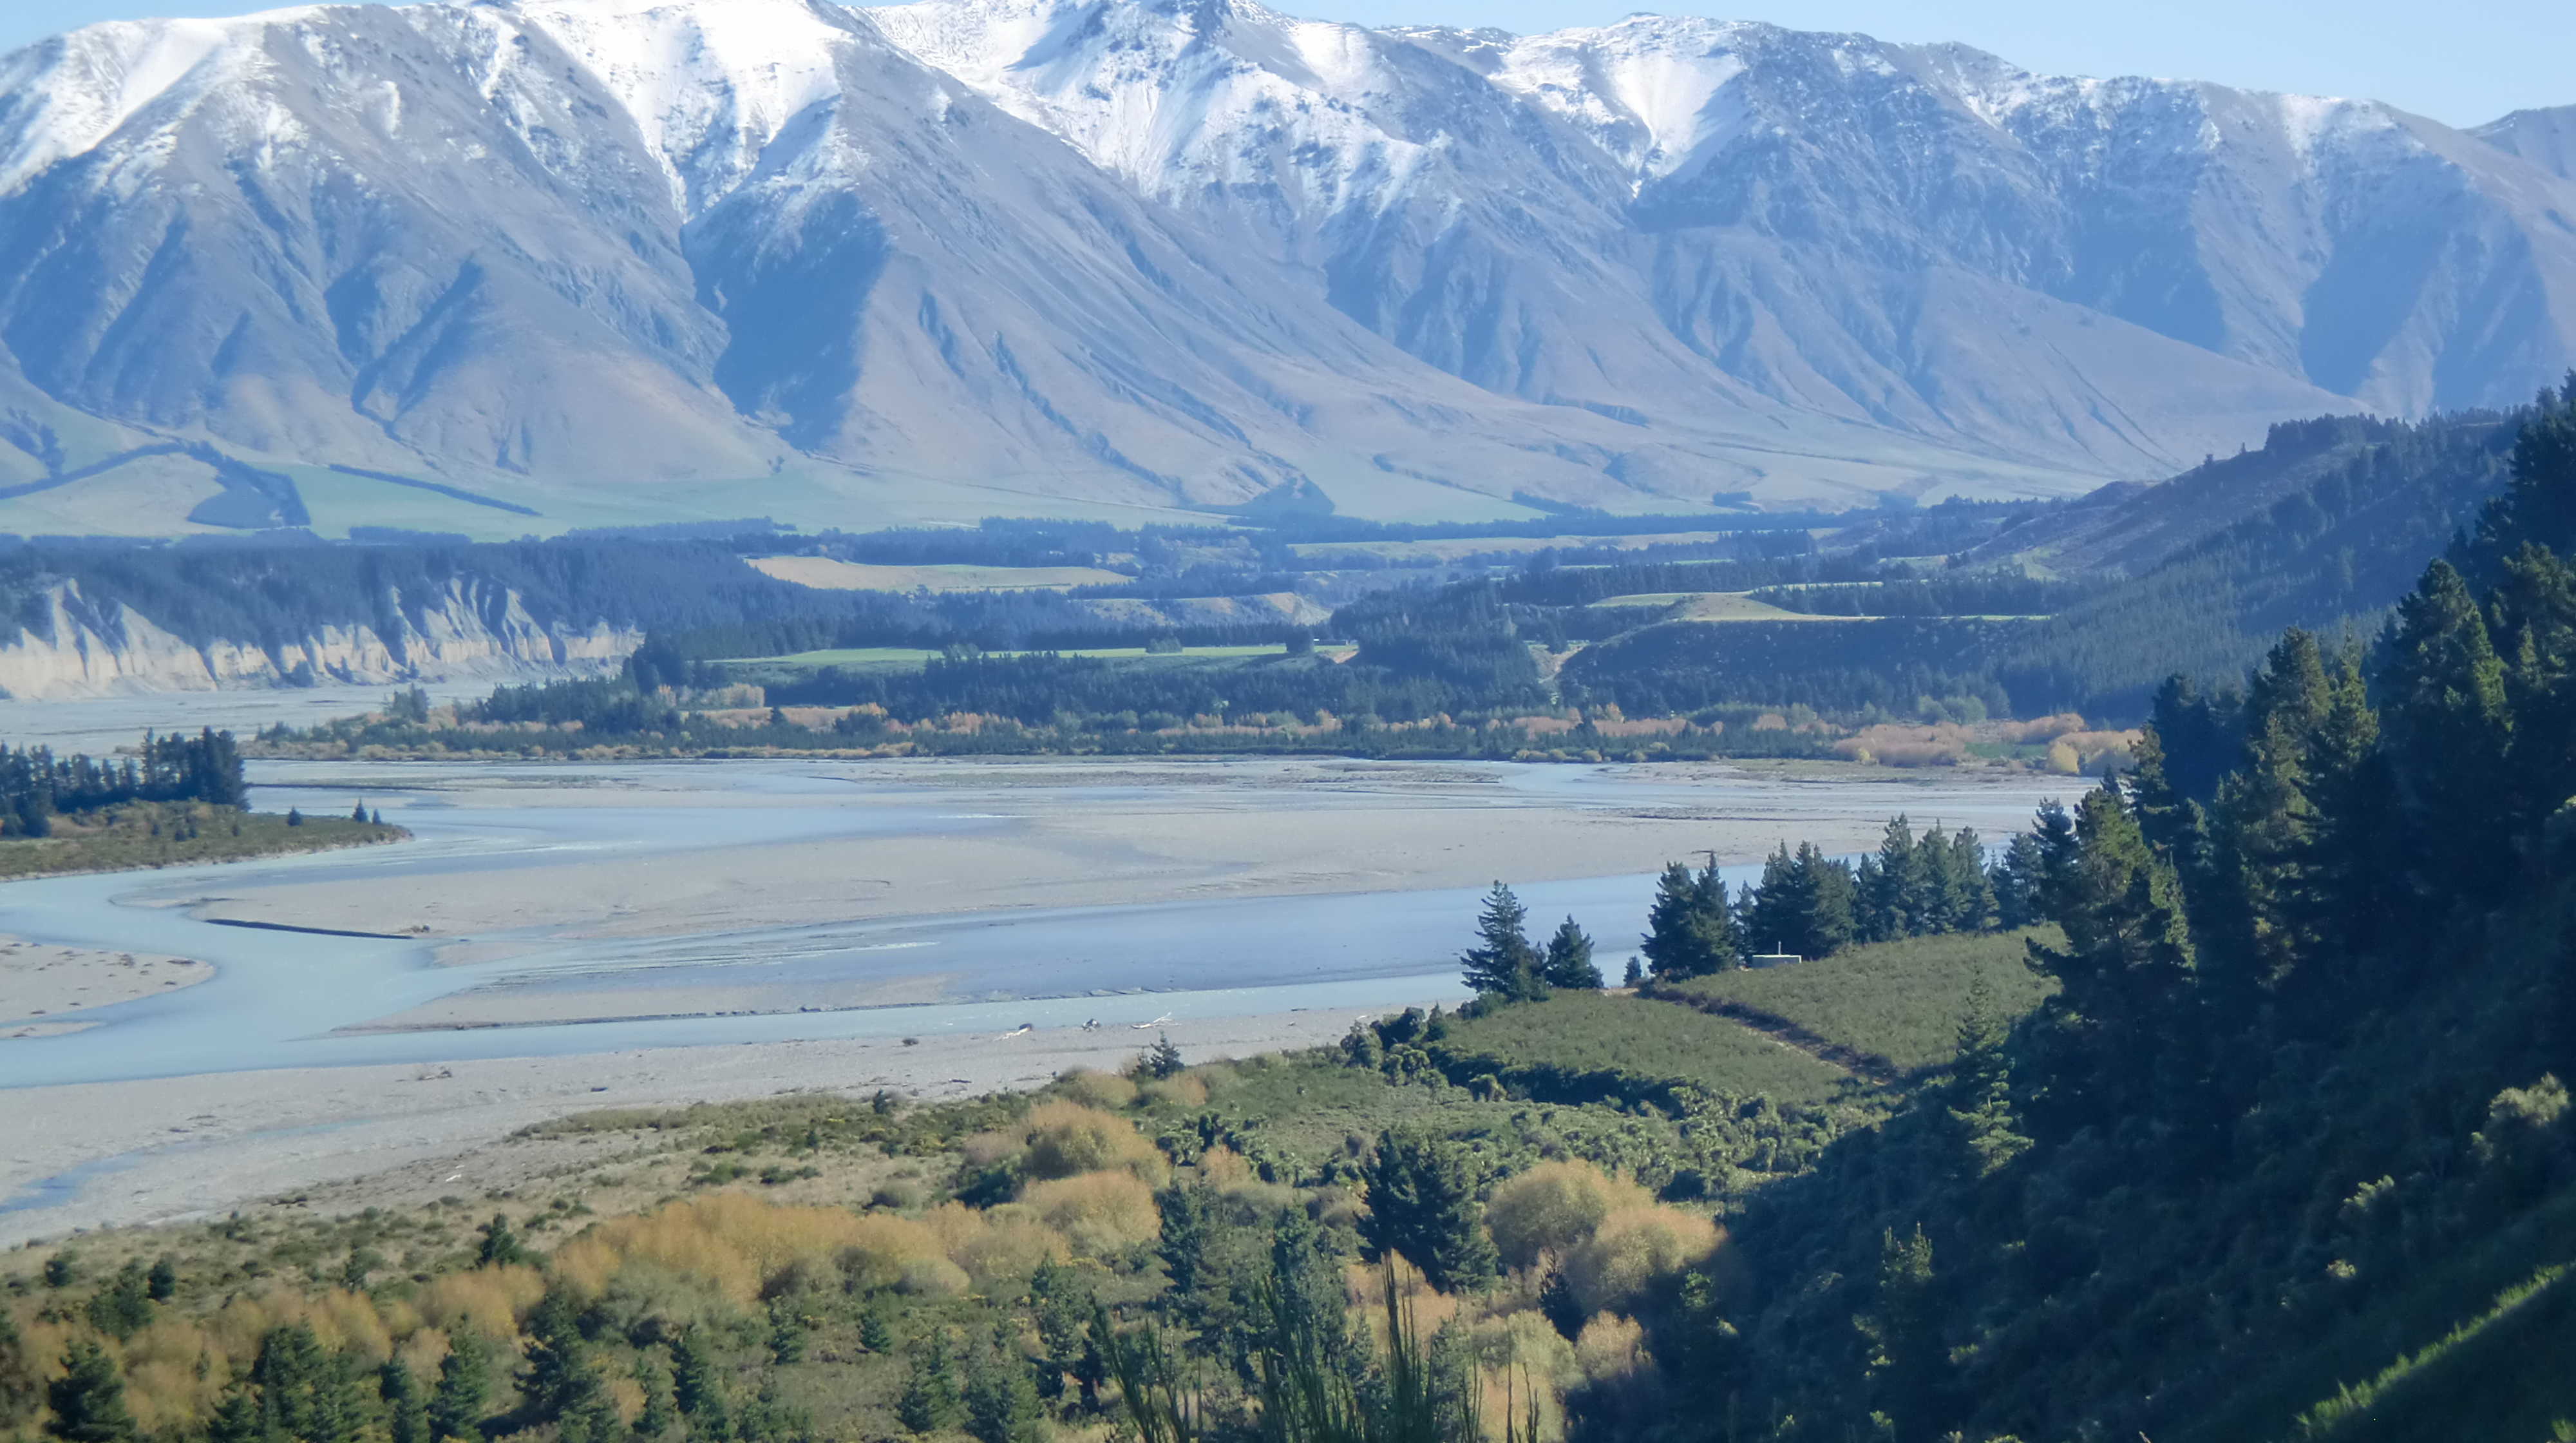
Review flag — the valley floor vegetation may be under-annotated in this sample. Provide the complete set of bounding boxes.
[0,731,402,877]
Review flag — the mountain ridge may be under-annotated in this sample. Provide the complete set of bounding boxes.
[0,0,2569,532]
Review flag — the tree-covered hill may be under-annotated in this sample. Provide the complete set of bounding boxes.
[1627,385,2576,1442]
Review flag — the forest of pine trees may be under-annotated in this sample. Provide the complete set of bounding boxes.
[0,731,243,837]
[1464,816,2024,1002]
[1640,378,2576,1441]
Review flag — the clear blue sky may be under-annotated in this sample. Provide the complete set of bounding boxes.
[3,0,2564,129]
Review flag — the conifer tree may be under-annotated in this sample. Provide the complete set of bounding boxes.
[1944,830,1996,933]
[670,1328,723,1423]
[205,1382,260,1443]
[381,1359,429,1443]
[635,1355,676,1437]
[1943,982,2029,1178]
[473,1214,529,1268]
[252,1324,364,1443]
[896,1333,963,1435]
[1540,917,1601,989]
[1990,832,2045,929]
[144,1258,176,1303]
[2023,788,2199,1134]
[2492,542,2576,826]
[1459,883,1545,1001]
[1358,1129,1497,1293]
[1740,844,1800,955]
[84,1261,152,1341]
[1859,1227,1951,1443]
[1861,817,1922,941]
[961,1328,1044,1443]
[1640,861,1740,979]
[45,1341,135,1443]
[1030,1257,1106,1408]
[2382,560,2515,904]
[428,1329,491,1443]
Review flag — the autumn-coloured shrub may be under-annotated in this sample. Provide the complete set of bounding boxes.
[553,1196,940,1308]
[417,1265,549,1340]
[1486,1163,1654,1270]
[1141,1075,1209,1109]
[1059,1069,1139,1110]
[923,1203,1068,1290]
[1563,1207,1723,1317]
[1020,1172,1159,1258]
[1021,1101,1164,1181]
[1573,1314,1649,1386]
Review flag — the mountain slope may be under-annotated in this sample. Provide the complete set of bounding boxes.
[2476,104,2576,180]
[0,0,2571,531]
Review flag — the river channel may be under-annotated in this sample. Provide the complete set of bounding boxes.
[0,754,2075,1091]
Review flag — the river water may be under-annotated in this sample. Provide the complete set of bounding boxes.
[0,754,2072,1092]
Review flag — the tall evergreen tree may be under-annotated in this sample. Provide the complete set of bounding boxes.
[2382,560,2517,904]
[1860,817,1922,941]
[515,1292,600,1426]
[205,1382,260,1443]
[44,1342,135,1443]
[2023,788,2199,1136]
[961,1329,1045,1443]
[1459,883,1546,1002]
[1358,1130,1497,1293]
[1539,917,1601,989]
[1640,861,1741,979]
[1944,830,1996,933]
[381,1360,430,1443]
[252,1324,365,1443]
[896,1333,962,1435]
[2492,542,2576,827]
[427,1330,492,1443]
[1990,832,2046,930]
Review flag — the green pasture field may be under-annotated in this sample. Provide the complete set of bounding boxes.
[1658,927,2061,1075]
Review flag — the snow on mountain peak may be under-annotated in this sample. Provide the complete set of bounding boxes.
[865,0,1438,210]
[0,14,267,196]
[512,0,863,213]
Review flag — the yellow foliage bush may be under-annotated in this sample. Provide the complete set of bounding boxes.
[1197,1145,1253,1189]
[1573,1314,1649,1386]
[417,1265,547,1340]
[1563,1207,1723,1317]
[961,1129,1027,1169]
[1021,1100,1164,1182]
[1486,1163,1653,1270]
[924,1203,1068,1290]
[1021,1171,1160,1258]
[1059,1069,1137,1110]
[552,1196,942,1309]
[1141,1075,1208,1109]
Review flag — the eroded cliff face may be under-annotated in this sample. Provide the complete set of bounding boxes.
[0,580,639,699]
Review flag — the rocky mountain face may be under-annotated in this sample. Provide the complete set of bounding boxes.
[0,0,2569,526]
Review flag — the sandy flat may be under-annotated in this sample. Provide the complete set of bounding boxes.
[0,1005,1419,1246]
[194,758,2072,948]
[0,935,207,1031]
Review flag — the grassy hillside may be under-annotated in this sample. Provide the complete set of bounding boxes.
[1430,991,1861,1109]
[1653,929,2060,1076]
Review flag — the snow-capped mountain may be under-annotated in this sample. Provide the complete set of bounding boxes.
[0,0,2568,529]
